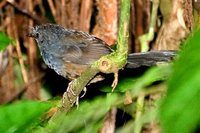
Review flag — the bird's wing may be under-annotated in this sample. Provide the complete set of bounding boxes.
[53,30,112,65]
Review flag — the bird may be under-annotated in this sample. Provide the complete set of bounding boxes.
[29,23,176,82]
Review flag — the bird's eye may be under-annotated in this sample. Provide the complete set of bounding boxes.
[35,32,39,38]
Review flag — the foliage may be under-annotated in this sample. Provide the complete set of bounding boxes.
[0,32,13,51]
[160,29,200,133]
[101,64,171,93]
[0,62,171,132]
[33,64,170,132]
[45,95,118,133]
[0,101,52,133]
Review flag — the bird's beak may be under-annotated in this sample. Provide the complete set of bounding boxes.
[27,26,37,38]
[28,28,34,38]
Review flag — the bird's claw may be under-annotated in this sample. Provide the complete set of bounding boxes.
[80,87,87,98]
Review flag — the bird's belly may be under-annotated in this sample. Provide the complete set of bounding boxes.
[64,62,88,80]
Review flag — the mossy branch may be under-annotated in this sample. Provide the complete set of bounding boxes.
[59,0,131,113]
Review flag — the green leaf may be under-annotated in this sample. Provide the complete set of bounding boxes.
[45,94,118,133]
[160,30,200,133]
[0,32,13,51]
[0,101,52,133]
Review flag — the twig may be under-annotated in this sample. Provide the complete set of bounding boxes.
[6,0,49,24]
[12,22,29,84]
[25,0,41,99]
[47,0,57,19]
[16,40,28,83]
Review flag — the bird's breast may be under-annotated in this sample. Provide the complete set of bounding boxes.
[40,50,66,77]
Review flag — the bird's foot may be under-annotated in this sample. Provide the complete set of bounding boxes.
[65,80,87,106]
[111,72,118,92]
[66,80,76,96]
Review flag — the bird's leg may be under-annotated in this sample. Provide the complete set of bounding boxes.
[111,72,118,92]
[62,80,78,105]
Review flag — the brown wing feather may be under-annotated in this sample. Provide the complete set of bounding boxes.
[60,29,112,65]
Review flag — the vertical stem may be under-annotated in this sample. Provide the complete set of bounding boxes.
[139,0,159,52]
[117,0,130,55]
[134,93,145,133]
[113,0,131,71]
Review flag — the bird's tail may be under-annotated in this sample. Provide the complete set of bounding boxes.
[126,50,177,68]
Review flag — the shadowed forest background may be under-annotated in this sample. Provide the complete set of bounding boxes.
[0,0,200,133]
